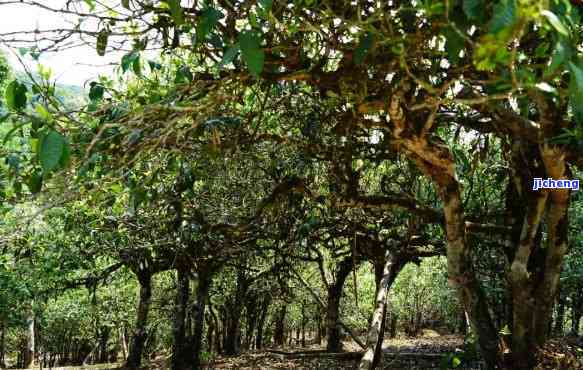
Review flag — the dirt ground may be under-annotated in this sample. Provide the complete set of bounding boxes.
[202,333,466,369]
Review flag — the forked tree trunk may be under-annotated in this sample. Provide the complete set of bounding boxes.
[387,93,501,368]
[358,253,403,370]
[172,266,190,370]
[506,144,571,369]
[125,272,152,369]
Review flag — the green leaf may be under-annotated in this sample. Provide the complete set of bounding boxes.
[442,26,465,64]
[354,32,375,65]
[451,356,462,367]
[463,0,485,21]
[545,40,571,78]
[96,29,109,56]
[148,60,162,71]
[84,0,95,11]
[219,44,240,67]
[121,52,139,73]
[175,66,193,83]
[132,55,142,76]
[238,31,264,77]
[5,80,28,111]
[196,8,222,44]
[89,82,104,101]
[259,0,273,11]
[129,186,146,215]
[39,129,66,172]
[489,0,517,34]
[27,169,43,194]
[59,139,71,167]
[121,0,131,10]
[166,0,184,25]
[568,62,583,124]
[541,10,570,37]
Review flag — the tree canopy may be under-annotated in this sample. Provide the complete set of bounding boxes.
[0,1,582,370]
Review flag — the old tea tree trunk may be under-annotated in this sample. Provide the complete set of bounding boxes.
[385,90,501,369]
[508,143,571,369]
[125,269,153,369]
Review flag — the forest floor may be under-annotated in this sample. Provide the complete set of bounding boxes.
[202,333,468,369]
[11,333,582,370]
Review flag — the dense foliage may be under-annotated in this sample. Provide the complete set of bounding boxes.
[0,1,582,370]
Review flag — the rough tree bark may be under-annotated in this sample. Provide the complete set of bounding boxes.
[125,271,152,369]
[326,256,358,352]
[504,142,571,369]
[98,326,110,363]
[388,91,500,369]
[223,270,248,355]
[255,296,271,350]
[274,305,287,346]
[171,265,190,370]
[192,269,211,370]
[291,266,365,349]
[244,295,258,351]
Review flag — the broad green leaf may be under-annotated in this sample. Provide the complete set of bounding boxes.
[132,55,141,76]
[219,44,240,67]
[541,10,570,37]
[96,29,109,56]
[39,129,66,172]
[489,0,517,34]
[5,80,27,111]
[121,52,139,73]
[463,0,485,21]
[89,82,104,101]
[259,0,273,11]
[354,32,374,65]
[239,31,264,77]
[451,356,462,367]
[59,139,71,167]
[442,26,464,64]
[568,62,583,124]
[545,40,571,77]
[166,0,184,26]
[196,8,222,43]
[35,104,49,120]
